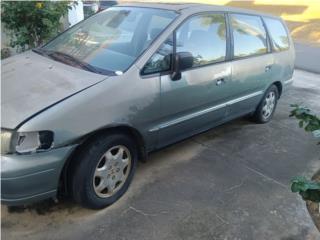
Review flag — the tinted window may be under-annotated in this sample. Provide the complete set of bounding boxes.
[43,7,177,74]
[231,14,267,59]
[264,17,289,51]
[142,35,173,75]
[145,15,172,43]
[176,14,227,68]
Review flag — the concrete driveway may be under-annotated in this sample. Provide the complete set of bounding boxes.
[2,70,320,240]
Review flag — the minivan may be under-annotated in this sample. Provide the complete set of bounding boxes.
[1,3,295,209]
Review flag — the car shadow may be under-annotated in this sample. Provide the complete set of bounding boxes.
[5,197,85,215]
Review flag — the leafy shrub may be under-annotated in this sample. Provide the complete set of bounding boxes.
[290,104,320,142]
[290,105,320,203]
[292,176,320,203]
[1,1,73,52]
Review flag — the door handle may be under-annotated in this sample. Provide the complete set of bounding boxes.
[216,78,226,86]
[265,65,272,72]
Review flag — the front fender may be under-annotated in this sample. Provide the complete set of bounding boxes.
[17,66,160,150]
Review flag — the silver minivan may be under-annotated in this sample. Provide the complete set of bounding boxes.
[1,3,295,209]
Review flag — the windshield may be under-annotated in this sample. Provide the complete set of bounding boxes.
[42,7,178,74]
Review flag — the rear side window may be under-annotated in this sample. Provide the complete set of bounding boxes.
[263,17,289,52]
[176,13,227,68]
[230,14,267,59]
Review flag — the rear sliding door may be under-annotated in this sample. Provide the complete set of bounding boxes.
[228,13,274,118]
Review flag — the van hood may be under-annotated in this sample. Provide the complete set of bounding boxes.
[1,51,108,129]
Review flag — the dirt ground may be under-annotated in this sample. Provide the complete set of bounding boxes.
[307,172,320,231]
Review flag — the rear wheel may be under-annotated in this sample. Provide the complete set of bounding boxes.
[253,85,279,123]
[71,133,137,209]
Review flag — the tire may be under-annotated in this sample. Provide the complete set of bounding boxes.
[252,85,279,124]
[70,133,137,209]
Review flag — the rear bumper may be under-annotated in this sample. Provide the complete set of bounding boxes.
[283,77,294,92]
[284,78,294,87]
[1,145,76,206]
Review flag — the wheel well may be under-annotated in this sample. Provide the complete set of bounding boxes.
[273,81,283,98]
[58,126,146,197]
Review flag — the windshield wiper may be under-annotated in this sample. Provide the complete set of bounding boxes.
[32,48,49,57]
[46,51,102,74]
[33,48,113,76]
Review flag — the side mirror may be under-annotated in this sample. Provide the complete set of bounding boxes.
[171,52,193,81]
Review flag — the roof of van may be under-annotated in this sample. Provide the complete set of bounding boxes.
[116,2,278,18]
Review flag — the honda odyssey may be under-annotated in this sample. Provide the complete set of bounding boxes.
[1,3,295,209]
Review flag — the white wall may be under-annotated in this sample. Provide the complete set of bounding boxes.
[68,1,84,27]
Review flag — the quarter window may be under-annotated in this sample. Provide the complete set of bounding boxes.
[231,14,267,59]
[142,35,173,75]
[176,13,227,68]
[263,17,289,52]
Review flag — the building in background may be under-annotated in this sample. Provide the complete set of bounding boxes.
[68,1,119,26]
[82,1,118,19]
[68,1,84,27]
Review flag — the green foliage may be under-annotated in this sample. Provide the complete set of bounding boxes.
[291,177,320,203]
[1,1,73,52]
[290,105,320,203]
[290,104,320,142]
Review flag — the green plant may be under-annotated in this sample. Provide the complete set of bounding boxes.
[290,104,320,203]
[1,1,74,52]
[290,104,320,142]
[291,176,320,203]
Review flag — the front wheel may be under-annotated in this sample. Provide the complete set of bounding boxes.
[253,85,279,123]
[70,133,137,209]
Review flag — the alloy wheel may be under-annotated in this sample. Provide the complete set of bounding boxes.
[262,91,276,119]
[93,145,131,198]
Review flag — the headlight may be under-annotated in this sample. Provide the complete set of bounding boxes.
[0,129,54,154]
[15,131,54,154]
